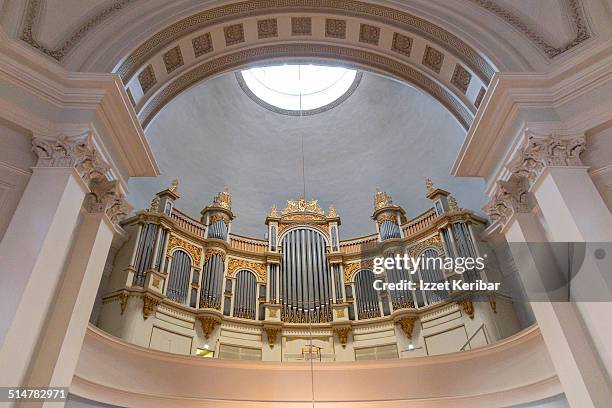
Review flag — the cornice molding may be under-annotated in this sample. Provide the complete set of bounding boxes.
[0,33,159,182]
[467,0,590,58]
[452,42,612,190]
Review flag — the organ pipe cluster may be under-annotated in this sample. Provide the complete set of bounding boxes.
[108,179,488,328]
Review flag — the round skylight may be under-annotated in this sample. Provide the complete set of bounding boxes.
[239,64,359,114]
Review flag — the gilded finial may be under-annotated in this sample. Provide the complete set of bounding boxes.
[328,205,337,218]
[150,195,160,212]
[212,187,232,210]
[169,179,179,193]
[449,195,459,211]
[425,178,434,193]
[269,204,279,217]
[374,189,393,210]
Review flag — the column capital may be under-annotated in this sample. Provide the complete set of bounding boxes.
[484,174,534,228]
[507,130,586,185]
[83,174,132,225]
[32,132,110,184]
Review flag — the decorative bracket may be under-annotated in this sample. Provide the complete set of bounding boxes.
[459,299,475,319]
[263,326,280,348]
[197,316,220,339]
[397,316,418,338]
[333,326,351,348]
[142,295,161,319]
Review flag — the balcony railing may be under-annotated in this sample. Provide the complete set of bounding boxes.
[229,234,268,253]
[403,208,437,237]
[170,209,206,237]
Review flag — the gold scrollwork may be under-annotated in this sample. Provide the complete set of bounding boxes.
[376,213,398,226]
[282,198,324,215]
[167,235,202,266]
[210,188,231,210]
[227,258,266,282]
[205,248,226,263]
[278,223,329,239]
[408,235,443,257]
[374,190,393,210]
[209,213,230,226]
[343,259,374,282]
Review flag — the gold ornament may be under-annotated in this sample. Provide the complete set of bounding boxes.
[197,316,220,339]
[328,205,338,218]
[263,327,279,348]
[334,327,351,348]
[282,197,324,215]
[167,235,202,266]
[425,178,435,193]
[397,316,418,338]
[449,195,459,211]
[227,258,266,282]
[204,248,226,263]
[374,190,393,210]
[408,235,443,257]
[150,195,160,212]
[119,293,128,315]
[460,299,474,319]
[142,295,160,319]
[211,187,231,210]
[269,204,279,217]
[343,260,374,282]
[169,179,179,193]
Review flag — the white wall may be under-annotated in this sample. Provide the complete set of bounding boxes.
[0,119,35,241]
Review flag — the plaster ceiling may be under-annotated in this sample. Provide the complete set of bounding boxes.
[128,68,488,238]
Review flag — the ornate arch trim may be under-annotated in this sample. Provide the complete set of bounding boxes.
[227,258,266,282]
[139,43,473,129]
[343,260,374,282]
[277,224,330,245]
[115,0,495,84]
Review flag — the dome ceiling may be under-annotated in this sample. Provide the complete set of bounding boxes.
[128,68,488,238]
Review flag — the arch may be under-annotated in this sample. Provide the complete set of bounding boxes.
[278,224,330,246]
[167,249,192,304]
[138,45,473,130]
[169,246,195,264]
[354,269,381,319]
[83,1,511,132]
[232,269,258,320]
[416,247,448,305]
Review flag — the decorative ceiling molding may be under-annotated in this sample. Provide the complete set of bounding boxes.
[468,0,590,58]
[19,0,591,67]
[114,0,496,85]
[137,43,473,130]
[20,0,136,61]
[235,70,363,116]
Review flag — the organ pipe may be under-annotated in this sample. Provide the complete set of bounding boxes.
[279,228,332,323]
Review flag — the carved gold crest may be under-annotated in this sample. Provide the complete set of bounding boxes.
[167,235,202,266]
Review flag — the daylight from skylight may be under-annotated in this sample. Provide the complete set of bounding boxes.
[241,64,357,111]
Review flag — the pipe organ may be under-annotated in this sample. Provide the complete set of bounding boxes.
[97,179,520,361]
[279,227,332,323]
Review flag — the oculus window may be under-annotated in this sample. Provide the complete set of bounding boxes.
[238,64,360,115]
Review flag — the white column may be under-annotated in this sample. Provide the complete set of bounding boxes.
[0,134,130,389]
[532,165,612,381]
[505,211,612,407]
[485,167,612,407]
[0,167,87,387]
[27,210,116,390]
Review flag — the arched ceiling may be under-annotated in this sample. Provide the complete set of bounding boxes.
[5,0,608,133]
[127,69,489,238]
